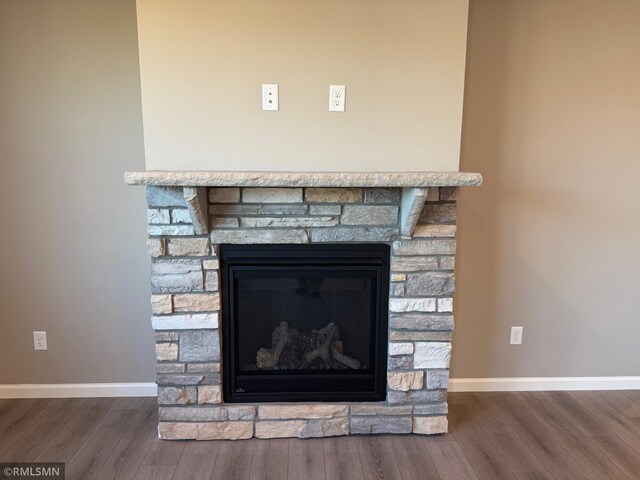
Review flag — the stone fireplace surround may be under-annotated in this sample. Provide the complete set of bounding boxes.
[125,171,482,440]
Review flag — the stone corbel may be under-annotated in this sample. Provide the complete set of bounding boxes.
[399,187,428,236]
[183,187,209,235]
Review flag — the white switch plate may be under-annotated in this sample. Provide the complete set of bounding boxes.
[510,326,523,345]
[329,85,346,112]
[33,331,47,350]
[262,84,279,111]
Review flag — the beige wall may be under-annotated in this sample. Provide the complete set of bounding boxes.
[0,0,155,383]
[1,0,638,386]
[136,0,469,172]
[452,0,640,378]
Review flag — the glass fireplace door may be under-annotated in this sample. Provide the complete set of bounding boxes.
[221,244,389,403]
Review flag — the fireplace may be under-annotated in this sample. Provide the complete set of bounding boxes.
[125,171,482,440]
[221,244,389,403]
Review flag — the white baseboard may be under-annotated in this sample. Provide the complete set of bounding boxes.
[2,377,639,398]
[0,383,157,399]
[449,376,640,392]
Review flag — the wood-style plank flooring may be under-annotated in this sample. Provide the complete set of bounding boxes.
[1,391,640,479]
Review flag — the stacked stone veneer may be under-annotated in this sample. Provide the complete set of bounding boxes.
[146,185,460,440]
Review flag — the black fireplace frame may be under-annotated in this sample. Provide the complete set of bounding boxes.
[220,244,389,403]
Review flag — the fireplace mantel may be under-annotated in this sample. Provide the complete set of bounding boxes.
[124,170,482,188]
[126,171,482,237]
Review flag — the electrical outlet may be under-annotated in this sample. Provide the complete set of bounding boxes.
[510,326,523,345]
[33,331,47,350]
[329,85,346,112]
[262,84,279,111]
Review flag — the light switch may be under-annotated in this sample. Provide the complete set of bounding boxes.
[262,84,279,111]
[329,85,346,112]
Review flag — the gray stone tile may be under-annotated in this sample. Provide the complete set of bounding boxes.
[157,386,197,405]
[350,416,412,434]
[392,239,456,256]
[180,330,220,362]
[406,272,455,296]
[151,259,203,293]
[159,406,256,421]
[242,188,303,203]
[210,229,309,244]
[390,314,454,331]
[341,205,398,225]
[310,227,398,242]
[364,188,400,203]
[146,186,186,207]
[419,203,456,224]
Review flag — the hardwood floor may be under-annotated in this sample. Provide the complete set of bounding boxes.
[0,391,639,479]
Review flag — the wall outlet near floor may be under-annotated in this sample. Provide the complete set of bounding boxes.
[510,326,523,345]
[33,331,47,350]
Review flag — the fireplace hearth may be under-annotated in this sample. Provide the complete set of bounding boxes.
[221,244,389,403]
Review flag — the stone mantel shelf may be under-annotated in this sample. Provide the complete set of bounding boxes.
[124,170,483,188]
